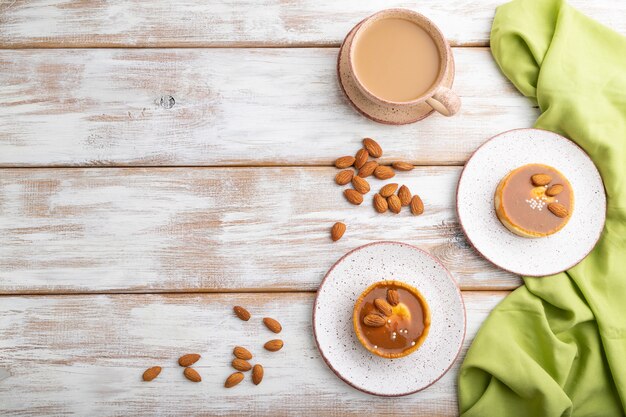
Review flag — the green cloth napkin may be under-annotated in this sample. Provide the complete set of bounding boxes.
[457,0,626,415]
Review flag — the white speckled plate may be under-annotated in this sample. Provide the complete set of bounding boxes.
[313,241,466,396]
[457,128,606,276]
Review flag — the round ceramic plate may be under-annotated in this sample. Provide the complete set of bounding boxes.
[457,128,606,276]
[313,241,466,396]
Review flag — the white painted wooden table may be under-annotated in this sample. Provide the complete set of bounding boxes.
[0,1,621,415]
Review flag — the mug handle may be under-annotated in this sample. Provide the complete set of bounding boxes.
[425,86,461,117]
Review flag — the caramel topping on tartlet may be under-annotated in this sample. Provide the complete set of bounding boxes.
[353,280,430,359]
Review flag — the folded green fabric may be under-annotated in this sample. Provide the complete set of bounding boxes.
[458,1,626,416]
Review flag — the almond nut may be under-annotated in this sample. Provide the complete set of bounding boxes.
[183,367,202,382]
[531,174,552,186]
[548,203,568,218]
[392,161,414,171]
[225,372,244,388]
[252,364,264,385]
[358,161,378,178]
[178,353,201,367]
[374,166,395,180]
[354,148,369,169]
[331,222,346,241]
[352,176,370,194]
[233,346,252,360]
[363,138,383,158]
[263,317,282,333]
[363,314,386,327]
[335,169,353,185]
[344,189,363,205]
[232,358,252,372]
[373,193,388,213]
[546,184,564,196]
[374,298,393,316]
[142,366,161,382]
[264,339,284,352]
[410,195,424,215]
[398,185,412,206]
[380,183,398,198]
[233,306,251,321]
[335,156,355,169]
[387,289,400,306]
[387,195,401,214]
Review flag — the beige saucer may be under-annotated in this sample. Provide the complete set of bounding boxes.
[337,21,455,125]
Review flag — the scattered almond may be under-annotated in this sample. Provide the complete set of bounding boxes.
[335,156,355,169]
[183,367,202,383]
[380,183,398,198]
[373,193,388,213]
[531,174,552,186]
[548,203,568,218]
[388,195,401,214]
[178,353,201,367]
[233,306,251,321]
[233,346,252,360]
[392,161,414,171]
[354,148,369,169]
[232,358,252,372]
[352,176,370,194]
[142,366,161,382]
[335,169,353,185]
[331,222,346,241]
[363,314,386,327]
[344,189,363,205]
[263,317,282,334]
[363,138,383,158]
[410,195,425,215]
[374,166,395,180]
[225,372,244,388]
[398,185,412,206]
[546,184,564,196]
[264,339,284,352]
[387,289,400,306]
[358,161,378,178]
[252,364,264,385]
[374,298,393,316]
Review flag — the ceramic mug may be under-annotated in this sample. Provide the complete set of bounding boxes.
[347,9,461,117]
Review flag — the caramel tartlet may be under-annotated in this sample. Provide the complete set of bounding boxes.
[495,163,574,238]
[353,280,430,359]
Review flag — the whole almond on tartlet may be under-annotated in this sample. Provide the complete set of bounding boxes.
[233,306,251,321]
[233,346,252,360]
[380,183,398,198]
[546,184,564,196]
[374,166,395,180]
[142,366,161,382]
[531,174,552,186]
[232,358,252,372]
[183,367,202,383]
[548,203,568,218]
[331,222,346,241]
[363,314,386,327]
[387,195,401,214]
[264,339,284,352]
[178,353,201,367]
[373,193,388,213]
[335,169,353,185]
[344,189,363,205]
[352,176,370,194]
[363,138,383,158]
[387,289,400,306]
[263,317,282,333]
[252,364,264,385]
[354,148,369,169]
[410,195,425,215]
[374,298,393,316]
[398,185,412,206]
[358,161,378,178]
[335,155,355,169]
[392,161,414,171]
[225,372,244,388]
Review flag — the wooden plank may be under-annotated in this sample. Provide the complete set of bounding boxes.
[0,167,520,293]
[0,0,621,48]
[0,291,506,416]
[0,47,537,167]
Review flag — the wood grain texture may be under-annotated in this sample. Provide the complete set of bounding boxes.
[0,291,506,416]
[0,47,538,167]
[0,0,622,48]
[0,167,520,293]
